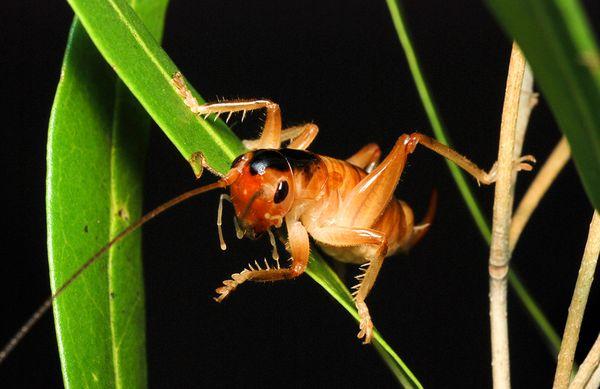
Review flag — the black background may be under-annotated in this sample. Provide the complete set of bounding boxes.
[2,1,599,387]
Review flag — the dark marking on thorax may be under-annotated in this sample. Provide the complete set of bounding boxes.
[249,148,319,175]
[278,148,319,170]
[249,149,289,175]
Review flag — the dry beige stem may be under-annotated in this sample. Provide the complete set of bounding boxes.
[489,43,527,389]
[584,364,600,389]
[509,137,571,253]
[512,62,537,177]
[553,211,600,389]
[569,333,600,389]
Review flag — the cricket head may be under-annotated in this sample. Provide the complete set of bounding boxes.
[226,150,295,237]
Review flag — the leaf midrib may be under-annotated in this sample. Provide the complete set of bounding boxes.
[108,77,123,389]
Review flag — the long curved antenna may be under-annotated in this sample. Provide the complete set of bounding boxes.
[0,177,232,364]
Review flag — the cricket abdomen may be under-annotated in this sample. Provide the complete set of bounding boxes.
[293,155,427,264]
[315,198,416,264]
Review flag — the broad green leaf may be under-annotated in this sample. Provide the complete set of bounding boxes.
[47,1,169,387]
[486,0,600,211]
[65,0,421,386]
[385,0,562,356]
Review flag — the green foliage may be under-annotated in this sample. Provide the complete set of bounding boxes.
[46,0,600,386]
[66,0,244,175]
[47,1,168,387]
[53,0,422,386]
[487,0,600,211]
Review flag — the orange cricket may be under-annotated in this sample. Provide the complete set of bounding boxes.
[172,73,534,343]
[0,73,535,363]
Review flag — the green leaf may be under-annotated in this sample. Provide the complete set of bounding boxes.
[486,0,600,211]
[385,0,562,356]
[67,0,244,176]
[47,1,169,387]
[64,0,421,386]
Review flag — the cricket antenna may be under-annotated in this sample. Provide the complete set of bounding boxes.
[0,172,237,364]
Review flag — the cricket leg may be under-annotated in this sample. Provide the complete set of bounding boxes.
[171,73,282,149]
[339,135,413,228]
[309,226,388,344]
[214,219,309,302]
[346,143,381,173]
[406,132,535,185]
[287,124,319,150]
[244,123,319,151]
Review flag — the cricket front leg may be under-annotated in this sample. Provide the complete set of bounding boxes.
[172,72,282,149]
[309,226,388,344]
[214,220,309,302]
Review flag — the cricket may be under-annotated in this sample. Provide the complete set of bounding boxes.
[0,72,535,363]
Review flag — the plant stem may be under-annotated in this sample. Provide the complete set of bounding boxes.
[489,43,527,388]
[512,63,536,177]
[509,137,571,253]
[507,61,535,240]
[385,0,563,357]
[568,332,600,389]
[582,364,600,389]
[553,211,600,389]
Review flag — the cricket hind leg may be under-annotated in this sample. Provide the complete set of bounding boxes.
[339,135,413,229]
[340,131,535,229]
[346,143,381,173]
[308,226,388,344]
[406,132,535,185]
[354,253,385,344]
[214,219,309,302]
[172,73,282,149]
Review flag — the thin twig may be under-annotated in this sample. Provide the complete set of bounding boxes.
[509,137,571,253]
[489,43,527,389]
[553,211,600,389]
[584,364,600,389]
[511,62,537,177]
[507,62,535,236]
[569,333,600,389]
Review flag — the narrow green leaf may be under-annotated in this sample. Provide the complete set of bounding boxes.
[486,0,600,211]
[385,0,562,356]
[67,0,244,176]
[307,255,423,388]
[65,0,421,386]
[47,1,169,387]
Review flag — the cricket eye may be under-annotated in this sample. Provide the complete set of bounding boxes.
[273,180,289,204]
